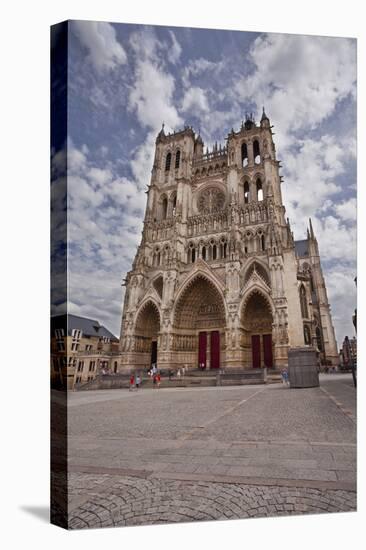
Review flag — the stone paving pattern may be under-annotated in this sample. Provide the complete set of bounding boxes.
[65,473,356,529]
[63,374,356,529]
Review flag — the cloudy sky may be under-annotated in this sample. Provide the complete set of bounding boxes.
[54,21,357,343]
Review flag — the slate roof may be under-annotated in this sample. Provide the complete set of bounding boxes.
[51,314,118,340]
[294,239,309,258]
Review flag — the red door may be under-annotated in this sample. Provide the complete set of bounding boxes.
[198,331,207,369]
[210,331,220,369]
[251,335,261,368]
[263,334,273,368]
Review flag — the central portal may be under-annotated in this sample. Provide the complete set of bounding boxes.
[198,330,220,369]
[174,274,226,370]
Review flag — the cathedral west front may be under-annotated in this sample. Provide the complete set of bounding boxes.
[119,110,338,372]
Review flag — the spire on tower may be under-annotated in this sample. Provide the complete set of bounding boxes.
[261,106,268,121]
[260,107,270,128]
[309,218,315,239]
[156,122,166,142]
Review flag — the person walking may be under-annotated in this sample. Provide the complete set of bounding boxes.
[129,374,135,391]
[177,368,181,379]
[136,374,141,389]
[281,368,289,387]
[156,372,161,388]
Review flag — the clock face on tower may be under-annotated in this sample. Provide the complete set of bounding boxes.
[197,186,226,214]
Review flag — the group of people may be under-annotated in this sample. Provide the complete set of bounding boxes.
[129,373,141,391]
[148,363,161,388]
[129,367,162,391]
[176,366,186,378]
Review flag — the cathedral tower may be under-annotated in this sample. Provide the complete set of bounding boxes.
[119,113,338,372]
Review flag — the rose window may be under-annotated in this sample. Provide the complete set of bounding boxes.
[198,187,226,214]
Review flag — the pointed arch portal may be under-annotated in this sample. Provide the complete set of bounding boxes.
[241,291,273,368]
[173,274,226,369]
[135,301,161,367]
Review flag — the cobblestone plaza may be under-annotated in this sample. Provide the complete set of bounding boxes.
[56,374,356,528]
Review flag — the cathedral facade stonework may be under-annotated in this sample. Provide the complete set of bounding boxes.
[119,111,338,372]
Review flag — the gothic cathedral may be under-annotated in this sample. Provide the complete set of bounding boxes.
[120,111,338,372]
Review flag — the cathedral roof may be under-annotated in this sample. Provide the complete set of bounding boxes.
[294,239,309,257]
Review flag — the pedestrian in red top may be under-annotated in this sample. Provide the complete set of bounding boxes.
[129,374,135,391]
[156,373,161,388]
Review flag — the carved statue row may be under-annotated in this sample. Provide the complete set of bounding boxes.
[187,200,277,237]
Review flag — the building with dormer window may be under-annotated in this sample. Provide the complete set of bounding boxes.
[51,314,120,389]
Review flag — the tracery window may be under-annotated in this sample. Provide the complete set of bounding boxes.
[244,181,250,204]
[253,140,261,164]
[198,187,226,214]
[261,234,265,251]
[165,152,171,171]
[189,243,196,263]
[175,149,180,169]
[241,142,248,167]
[170,193,177,216]
[162,197,168,220]
[256,178,263,201]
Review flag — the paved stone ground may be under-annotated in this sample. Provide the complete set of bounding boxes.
[61,373,356,529]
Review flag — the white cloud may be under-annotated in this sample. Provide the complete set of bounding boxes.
[236,34,356,148]
[129,59,182,131]
[334,198,357,222]
[64,118,167,334]
[323,266,357,343]
[66,142,148,335]
[72,21,127,73]
[129,132,156,190]
[129,28,160,62]
[283,135,345,233]
[168,31,182,64]
[181,87,209,114]
[68,175,105,209]
[182,57,224,88]
[313,215,356,263]
[67,143,88,171]
[88,166,113,187]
